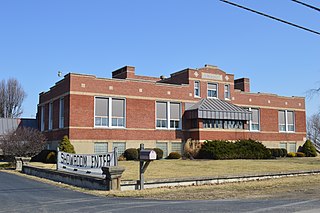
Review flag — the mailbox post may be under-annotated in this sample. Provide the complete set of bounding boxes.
[139,143,157,190]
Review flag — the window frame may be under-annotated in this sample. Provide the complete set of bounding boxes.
[156,101,181,130]
[94,97,126,129]
[194,81,200,98]
[59,97,64,129]
[94,142,108,154]
[48,102,53,130]
[207,82,218,98]
[224,84,230,100]
[279,110,295,133]
[249,108,260,131]
[112,142,126,156]
[40,106,45,131]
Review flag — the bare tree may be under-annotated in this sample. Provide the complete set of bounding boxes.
[307,112,320,145]
[0,127,47,158]
[0,78,26,118]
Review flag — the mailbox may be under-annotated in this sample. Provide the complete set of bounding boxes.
[140,150,157,160]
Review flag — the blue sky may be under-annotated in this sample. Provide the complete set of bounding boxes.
[0,0,319,118]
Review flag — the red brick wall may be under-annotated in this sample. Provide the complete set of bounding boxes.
[38,66,306,144]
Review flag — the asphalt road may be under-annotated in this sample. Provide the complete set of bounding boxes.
[0,171,320,213]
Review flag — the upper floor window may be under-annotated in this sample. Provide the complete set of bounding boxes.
[95,97,125,128]
[156,101,181,129]
[194,81,200,97]
[250,108,260,131]
[279,110,295,132]
[59,98,64,129]
[207,83,218,98]
[112,99,125,127]
[156,102,167,128]
[48,102,53,130]
[95,97,109,127]
[170,103,180,128]
[224,84,230,99]
[40,106,45,131]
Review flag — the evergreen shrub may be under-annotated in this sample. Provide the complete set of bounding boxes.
[302,140,317,157]
[197,139,271,160]
[124,148,139,160]
[167,152,181,159]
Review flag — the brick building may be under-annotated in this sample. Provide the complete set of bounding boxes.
[37,64,306,156]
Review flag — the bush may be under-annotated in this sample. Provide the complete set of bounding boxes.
[280,148,287,157]
[31,150,57,163]
[46,151,57,163]
[235,139,271,159]
[167,152,181,159]
[287,152,296,157]
[296,152,306,157]
[153,148,163,160]
[124,148,139,160]
[269,148,287,158]
[58,135,75,154]
[197,139,271,160]
[197,140,236,160]
[302,140,317,157]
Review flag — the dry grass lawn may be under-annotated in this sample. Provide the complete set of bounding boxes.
[117,156,320,180]
[29,156,320,181]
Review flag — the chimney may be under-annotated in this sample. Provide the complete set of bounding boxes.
[234,78,250,92]
[112,66,135,79]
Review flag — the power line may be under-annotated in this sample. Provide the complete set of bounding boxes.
[291,0,320,12]
[220,0,320,36]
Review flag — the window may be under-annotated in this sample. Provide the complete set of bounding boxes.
[288,143,296,152]
[279,143,287,150]
[95,98,109,127]
[279,110,295,132]
[203,119,244,129]
[113,142,126,156]
[156,142,168,157]
[171,142,182,154]
[224,84,230,99]
[170,103,180,128]
[48,102,53,130]
[156,102,167,128]
[95,97,125,128]
[156,101,181,129]
[287,111,295,131]
[59,98,64,128]
[40,106,44,131]
[194,81,200,97]
[207,83,218,98]
[94,142,108,154]
[112,99,125,127]
[250,108,260,131]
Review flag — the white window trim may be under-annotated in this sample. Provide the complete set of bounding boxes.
[224,84,230,100]
[40,106,45,131]
[207,82,218,99]
[94,97,126,129]
[249,107,260,132]
[279,110,295,133]
[194,81,200,98]
[155,101,181,130]
[48,102,53,130]
[59,97,64,129]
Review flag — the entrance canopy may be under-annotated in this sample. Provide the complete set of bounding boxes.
[185,98,251,120]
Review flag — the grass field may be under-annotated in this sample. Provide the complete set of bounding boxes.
[117,157,320,180]
[29,156,320,180]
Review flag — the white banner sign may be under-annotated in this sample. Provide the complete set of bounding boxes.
[57,149,117,177]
